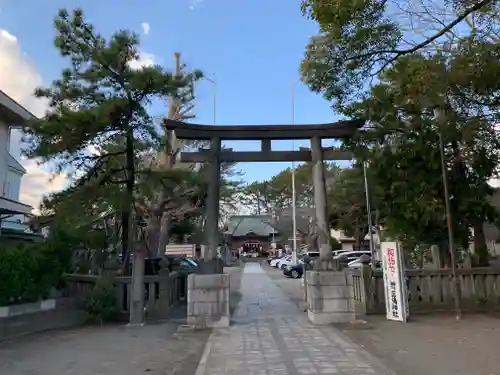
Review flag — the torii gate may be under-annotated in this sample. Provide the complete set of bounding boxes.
[163,119,363,272]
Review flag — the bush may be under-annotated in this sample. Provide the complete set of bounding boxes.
[0,226,75,306]
[84,278,118,323]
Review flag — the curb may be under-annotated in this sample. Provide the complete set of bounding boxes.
[193,331,215,375]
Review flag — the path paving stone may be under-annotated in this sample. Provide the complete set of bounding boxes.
[197,263,393,375]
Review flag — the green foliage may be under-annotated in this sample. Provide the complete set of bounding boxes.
[242,162,339,213]
[330,236,342,250]
[474,293,488,306]
[169,217,197,243]
[327,164,371,244]
[300,0,401,110]
[23,8,204,261]
[299,0,500,260]
[23,8,201,171]
[0,226,75,306]
[343,52,500,263]
[84,278,118,323]
[300,0,499,113]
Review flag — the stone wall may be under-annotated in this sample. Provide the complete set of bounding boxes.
[187,273,230,329]
[0,298,87,341]
[305,270,355,325]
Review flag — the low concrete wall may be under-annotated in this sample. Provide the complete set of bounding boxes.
[305,270,355,325]
[0,298,87,341]
[187,273,230,329]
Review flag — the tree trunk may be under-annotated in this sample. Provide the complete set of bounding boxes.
[146,216,160,256]
[125,129,145,325]
[121,211,130,274]
[473,222,489,266]
[439,241,451,268]
[157,215,171,256]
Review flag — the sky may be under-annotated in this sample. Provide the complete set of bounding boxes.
[0,0,350,211]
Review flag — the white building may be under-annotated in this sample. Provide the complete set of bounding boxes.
[0,89,34,233]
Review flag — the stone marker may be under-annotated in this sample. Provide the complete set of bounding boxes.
[187,273,230,329]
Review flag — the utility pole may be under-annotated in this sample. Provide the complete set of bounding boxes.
[434,106,462,320]
[363,161,376,264]
[205,75,217,125]
[291,79,298,264]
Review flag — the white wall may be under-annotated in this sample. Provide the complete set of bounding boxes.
[0,119,8,193]
[0,119,30,232]
[2,165,26,231]
[5,166,21,201]
[341,243,354,251]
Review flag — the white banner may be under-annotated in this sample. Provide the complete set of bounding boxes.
[381,242,409,322]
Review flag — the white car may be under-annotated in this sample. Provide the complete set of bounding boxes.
[348,259,363,269]
[332,249,350,257]
[348,258,381,269]
[334,250,371,263]
[278,256,303,270]
[270,256,287,268]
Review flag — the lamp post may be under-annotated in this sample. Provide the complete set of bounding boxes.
[290,79,299,264]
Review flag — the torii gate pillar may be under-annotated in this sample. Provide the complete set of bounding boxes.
[311,136,332,260]
[200,136,222,273]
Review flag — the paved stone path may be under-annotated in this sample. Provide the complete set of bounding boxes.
[195,263,394,375]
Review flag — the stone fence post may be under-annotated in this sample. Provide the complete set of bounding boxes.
[156,268,172,318]
[358,262,373,315]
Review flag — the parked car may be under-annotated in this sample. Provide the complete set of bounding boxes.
[163,256,198,272]
[270,255,288,268]
[332,249,351,257]
[278,255,302,270]
[283,261,304,279]
[348,258,381,269]
[334,250,371,263]
[268,254,284,265]
[302,251,320,259]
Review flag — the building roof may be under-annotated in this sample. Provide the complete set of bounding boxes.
[224,215,278,237]
[0,196,32,215]
[0,89,37,126]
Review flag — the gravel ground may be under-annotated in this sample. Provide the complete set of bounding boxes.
[263,263,500,375]
[0,322,210,375]
[343,313,500,375]
[0,266,244,375]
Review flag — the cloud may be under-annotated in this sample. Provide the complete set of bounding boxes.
[0,28,68,212]
[128,51,156,70]
[141,22,150,36]
[19,160,69,211]
[189,0,204,10]
[0,28,159,212]
[0,30,47,118]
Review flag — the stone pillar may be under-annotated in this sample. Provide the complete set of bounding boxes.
[128,245,146,326]
[156,267,172,319]
[187,273,230,329]
[201,136,221,273]
[306,270,355,325]
[310,136,331,260]
[430,245,441,268]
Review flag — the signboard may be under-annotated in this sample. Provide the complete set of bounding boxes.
[380,242,409,322]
